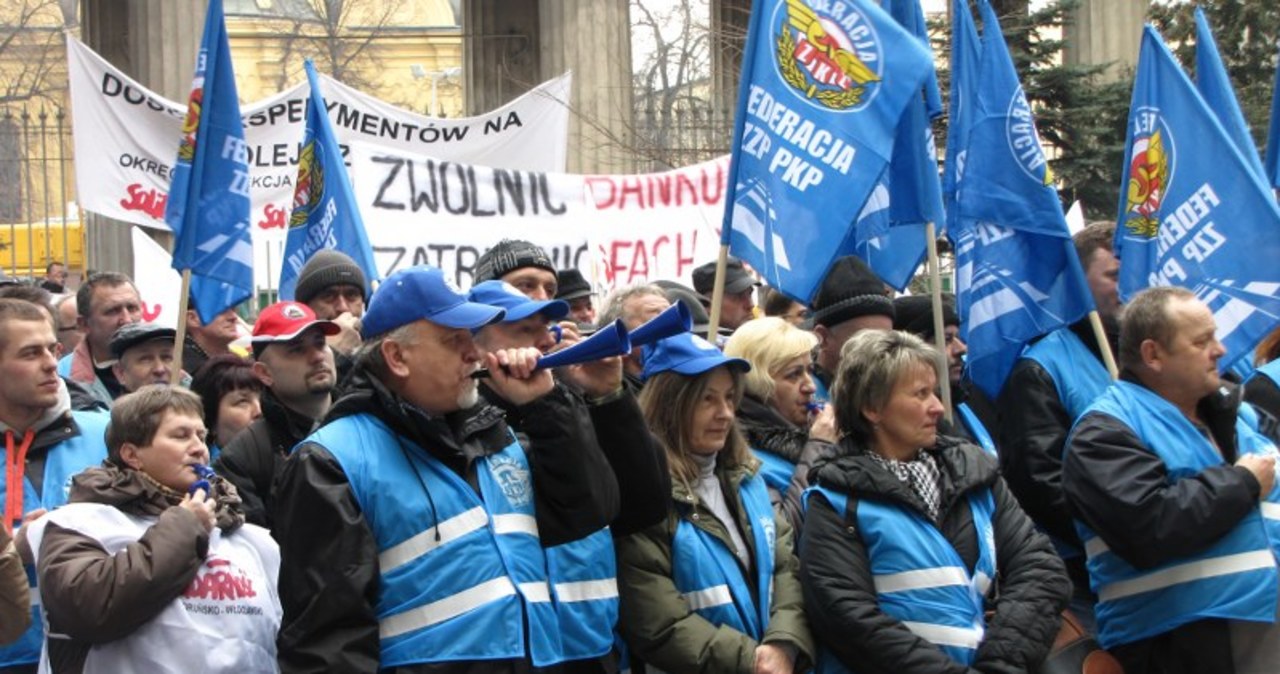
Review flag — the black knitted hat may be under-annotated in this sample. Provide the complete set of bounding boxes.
[474,240,556,284]
[294,250,368,305]
[810,256,895,328]
[893,293,959,341]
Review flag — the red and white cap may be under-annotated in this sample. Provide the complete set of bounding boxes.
[251,301,340,344]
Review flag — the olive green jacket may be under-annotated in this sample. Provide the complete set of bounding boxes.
[616,458,814,673]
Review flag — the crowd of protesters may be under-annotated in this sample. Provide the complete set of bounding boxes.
[0,226,1277,673]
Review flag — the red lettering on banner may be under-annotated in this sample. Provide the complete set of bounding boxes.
[140,298,162,322]
[120,183,168,220]
[585,163,726,211]
[184,556,257,601]
[604,230,700,287]
[258,203,286,230]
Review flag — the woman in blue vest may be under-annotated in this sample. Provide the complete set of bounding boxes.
[616,332,814,673]
[1244,325,1280,421]
[800,330,1069,673]
[724,317,837,533]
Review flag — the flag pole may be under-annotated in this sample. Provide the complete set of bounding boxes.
[171,269,193,385]
[1087,310,1119,379]
[705,244,730,342]
[925,222,953,423]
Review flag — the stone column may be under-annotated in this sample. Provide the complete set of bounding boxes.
[537,0,634,173]
[1065,0,1149,81]
[462,0,635,173]
[461,0,540,116]
[79,0,206,276]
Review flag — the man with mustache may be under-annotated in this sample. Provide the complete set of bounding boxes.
[274,266,619,673]
[215,301,339,529]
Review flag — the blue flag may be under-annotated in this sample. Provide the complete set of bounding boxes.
[1194,8,1268,183]
[841,0,944,291]
[942,0,981,233]
[1266,44,1280,189]
[720,0,934,302]
[952,0,1093,398]
[279,61,381,301]
[1116,26,1280,373]
[163,0,253,323]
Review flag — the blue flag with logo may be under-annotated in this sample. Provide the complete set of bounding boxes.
[278,61,381,301]
[952,0,1093,398]
[942,0,981,233]
[1194,8,1267,184]
[841,0,944,291]
[163,0,253,323]
[1266,46,1280,189]
[720,0,934,302]
[1116,26,1280,373]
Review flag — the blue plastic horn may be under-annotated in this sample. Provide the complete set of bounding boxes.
[535,319,632,370]
[627,302,693,348]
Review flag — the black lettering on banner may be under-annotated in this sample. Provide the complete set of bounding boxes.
[371,157,406,211]
[441,163,470,215]
[374,246,407,277]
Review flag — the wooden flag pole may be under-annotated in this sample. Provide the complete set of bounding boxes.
[925,222,954,424]
[705,244,731,342]
[1088,310,1120,380]
[170,269,193,385]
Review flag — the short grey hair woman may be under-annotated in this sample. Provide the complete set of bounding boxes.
[799,330,1069,673]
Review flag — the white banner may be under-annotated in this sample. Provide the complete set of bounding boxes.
[68,37,571,289]
[131,227,182,329]
[349,142,729,292]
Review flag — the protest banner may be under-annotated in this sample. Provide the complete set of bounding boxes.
[65,36,571,290]
[348,142,728,292]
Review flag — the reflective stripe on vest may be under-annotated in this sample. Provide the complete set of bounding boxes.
[545,526,619,659]
[807,483,996,669]
[314,413,565,668]
[1074,381,1280,649]
[0,411,108,668]
[671,471,777,641]
[751,448,796,494]
[956,403,997,457]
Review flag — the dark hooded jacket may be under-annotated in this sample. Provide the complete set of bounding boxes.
[735,393,821,534]
[800,435,1069,674]
[214,388,322,530]
[274,368,620,674]
[34,464,247,673]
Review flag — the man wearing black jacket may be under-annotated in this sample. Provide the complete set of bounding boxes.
[1064,287,1280,673]
[274,266,620,673]
[215,301,339,528]
[998,222,1121,628]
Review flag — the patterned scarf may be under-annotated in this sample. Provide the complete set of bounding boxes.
[870,450,942,523]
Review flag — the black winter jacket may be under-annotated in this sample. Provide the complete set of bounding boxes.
[274,369,621,674]
[800,435,1069,674]
[997,319,1116,548]
[1063,376,1264,672]
[213,388,321,529]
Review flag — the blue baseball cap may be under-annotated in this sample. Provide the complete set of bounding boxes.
[468,281,570,323]
[362,266,505,338]
[640,332,750,381]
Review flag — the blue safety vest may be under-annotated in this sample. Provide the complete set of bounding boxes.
[955,403,997,458]
[312,413,615,667]
[1072,381,1280,649]
[1022,327,1112,421]
[671,471,777,641]
[0,410,109,668]
[1249,359,1280,389]
[806,484,997,671]
[751,449,795,496]
[1022,327,1111,559]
